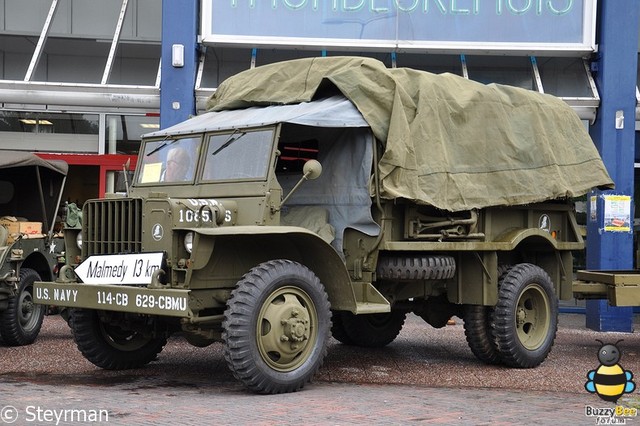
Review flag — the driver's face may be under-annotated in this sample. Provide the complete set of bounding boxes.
[166,150,188,181]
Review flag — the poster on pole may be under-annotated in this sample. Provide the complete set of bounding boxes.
[603,195,631,233]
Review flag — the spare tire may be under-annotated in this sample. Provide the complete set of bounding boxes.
[377,255,456,280]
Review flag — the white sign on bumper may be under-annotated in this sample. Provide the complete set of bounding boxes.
[74,253,164,285]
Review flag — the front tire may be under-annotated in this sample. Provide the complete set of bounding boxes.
[0,268,45,346]
[223,260,331,394]
[69,309,167,370]
[492,263,558,368]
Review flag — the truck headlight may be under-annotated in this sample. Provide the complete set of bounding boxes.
[184,232,194,253]
[76,232,83,249]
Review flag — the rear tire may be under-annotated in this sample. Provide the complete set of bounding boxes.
[330,310,354,345]
[338,310,406,348]
[69,309,167,370]
[492,263,558,368]
[0,268,45,346]
[463,304,501,365]
[463,265,511,365]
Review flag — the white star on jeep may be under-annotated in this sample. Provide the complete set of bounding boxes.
[49,241,56,253]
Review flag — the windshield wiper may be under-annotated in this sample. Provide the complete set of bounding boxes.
[146,137,177,157]
[212,131,246,156]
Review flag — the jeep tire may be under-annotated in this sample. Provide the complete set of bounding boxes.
[0,268,46,346]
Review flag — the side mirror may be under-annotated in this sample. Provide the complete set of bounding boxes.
[278,160,323,210]
[302,159,322,180]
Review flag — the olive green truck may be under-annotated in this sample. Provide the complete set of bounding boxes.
[34,57,613,394]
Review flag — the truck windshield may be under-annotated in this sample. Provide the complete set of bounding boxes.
[136,137,201,184]
[202,129,274,181]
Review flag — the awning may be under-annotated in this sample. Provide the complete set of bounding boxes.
[0,150,68,175]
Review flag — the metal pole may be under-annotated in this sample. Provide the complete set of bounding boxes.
[24,0,59,82]
[101,0,130,85]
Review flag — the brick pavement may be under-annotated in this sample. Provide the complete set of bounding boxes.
[0,313,639,425]
[0,379,600,425]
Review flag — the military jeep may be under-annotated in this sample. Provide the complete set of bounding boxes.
[34,57,613,394]
[0,151,67,346]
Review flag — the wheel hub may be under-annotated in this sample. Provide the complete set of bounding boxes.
[281,314,309,344]
[21,300,34,315]
[257,287,318,371]
[516,283,550,350]
[280,308,310,347]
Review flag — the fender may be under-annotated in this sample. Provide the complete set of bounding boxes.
[494,227,574,299]
[188,225,357,311]
[494,228,560,250]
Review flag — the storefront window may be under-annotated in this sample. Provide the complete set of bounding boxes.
[466,56,534,89]
[0,111,98,134]
[200,47,254,89]
[396,54,462,76]
[105,114,159,155]
[200,48,466,88]
[0,111,99,153]
[538,57,595,98]
[106,43,161,86]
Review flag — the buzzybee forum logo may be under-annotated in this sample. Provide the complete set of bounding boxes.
[584,340,638,424]
[585,340,636,403]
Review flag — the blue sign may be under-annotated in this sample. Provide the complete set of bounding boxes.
[201,0,596,54]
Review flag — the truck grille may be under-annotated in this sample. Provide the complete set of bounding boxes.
[83,198,143,256]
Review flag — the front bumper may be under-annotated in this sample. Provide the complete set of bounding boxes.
[34,281,192,318]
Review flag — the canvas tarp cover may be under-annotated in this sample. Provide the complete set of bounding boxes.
[145,96,368,138]
[206,56,613,212]
[0,150,68,176]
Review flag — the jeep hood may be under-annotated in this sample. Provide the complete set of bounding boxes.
[201,56,613,212]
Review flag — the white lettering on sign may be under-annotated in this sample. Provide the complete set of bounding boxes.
[74,253,163,285]
[35,287,79,304]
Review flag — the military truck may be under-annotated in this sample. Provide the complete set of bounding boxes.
[0,151,67,346]
[34,57,613,394]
